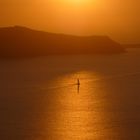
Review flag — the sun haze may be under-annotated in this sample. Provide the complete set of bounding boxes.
[0,0,140,43]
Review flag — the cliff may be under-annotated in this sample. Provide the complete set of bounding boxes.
[0,26,125,58]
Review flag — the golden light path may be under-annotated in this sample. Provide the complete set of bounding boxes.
[53,71,101,140]
[41,71,116,140]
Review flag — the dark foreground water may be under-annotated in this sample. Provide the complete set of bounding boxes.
[0,49,140,140]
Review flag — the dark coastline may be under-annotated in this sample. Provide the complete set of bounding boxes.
[0,26,125,58]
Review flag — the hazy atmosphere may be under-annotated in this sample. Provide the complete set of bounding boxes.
[0,0,140,43]
[0,1,140,140]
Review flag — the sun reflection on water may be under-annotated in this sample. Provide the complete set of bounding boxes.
[45,71,107,140]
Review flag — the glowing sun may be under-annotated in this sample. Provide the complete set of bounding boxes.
[66,0,92,4]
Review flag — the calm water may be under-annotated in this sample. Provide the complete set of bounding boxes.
[0,49,140,140]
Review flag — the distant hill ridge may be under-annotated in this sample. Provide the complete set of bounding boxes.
[123,44,140,48]
[0,26,125,58]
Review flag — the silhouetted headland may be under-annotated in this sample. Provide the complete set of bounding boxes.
[123,44,140,48]
[0,26,125,58]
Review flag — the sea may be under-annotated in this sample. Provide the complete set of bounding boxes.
[0,48,140,140]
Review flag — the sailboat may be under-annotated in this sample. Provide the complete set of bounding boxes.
[77,79,80,86]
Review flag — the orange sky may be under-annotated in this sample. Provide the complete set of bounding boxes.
[0,0,140,43]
